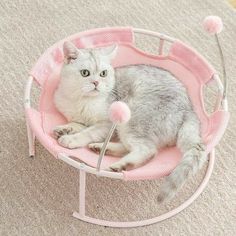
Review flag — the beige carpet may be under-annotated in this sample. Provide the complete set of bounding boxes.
[0,0,235,235]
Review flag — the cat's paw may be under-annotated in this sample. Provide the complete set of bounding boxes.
[58,135,80,149]
[53,123,86,139]
[53,125,73,139]
[88,143,118,156]
[108,161,127,172]
[88,143,104,154]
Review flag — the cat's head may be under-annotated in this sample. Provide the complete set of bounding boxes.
[61,41,117,98]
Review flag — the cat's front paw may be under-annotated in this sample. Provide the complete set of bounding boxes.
[53,125,73,139]
[53,123,85,139]
[58,135,80,149]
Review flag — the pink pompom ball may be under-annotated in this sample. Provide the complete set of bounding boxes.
[203,16,223,35]
[109,101,131,124]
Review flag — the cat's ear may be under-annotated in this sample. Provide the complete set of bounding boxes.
[100,44,118,60]
[63,41,79,64]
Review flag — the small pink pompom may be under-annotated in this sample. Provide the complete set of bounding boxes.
[109,101,131,124]
[203,16,223,35]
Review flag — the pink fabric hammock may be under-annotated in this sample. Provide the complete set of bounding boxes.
[26,27,229,181]
[24,26,229,227]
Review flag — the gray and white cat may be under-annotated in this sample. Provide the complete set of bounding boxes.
[54,42,207,202]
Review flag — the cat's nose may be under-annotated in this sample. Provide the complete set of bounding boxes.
[93,81,99,87]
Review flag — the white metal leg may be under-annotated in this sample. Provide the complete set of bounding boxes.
[79,169,86,216]
[73,169,86,219]
[26,120,35,157]
[24,76,36,158]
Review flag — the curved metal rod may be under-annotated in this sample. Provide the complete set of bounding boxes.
[58,153,124,180]
[133,28,176,42]
[213,74,228,111]
[24,76,34,109]
[96,123,117,172]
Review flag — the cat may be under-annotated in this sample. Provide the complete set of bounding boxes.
[53,41,207,202]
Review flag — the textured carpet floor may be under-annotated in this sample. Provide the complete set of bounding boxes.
[0,0,235,235]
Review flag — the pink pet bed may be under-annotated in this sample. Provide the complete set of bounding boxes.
[24,26,229,227]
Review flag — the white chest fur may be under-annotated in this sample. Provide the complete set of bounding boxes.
[54,90,109,126]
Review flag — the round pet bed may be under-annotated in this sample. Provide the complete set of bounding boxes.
[24,27,229,227]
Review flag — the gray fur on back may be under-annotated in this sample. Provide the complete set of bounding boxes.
[110,65,198,149]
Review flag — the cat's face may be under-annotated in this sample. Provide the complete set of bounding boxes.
[61,41,117,98]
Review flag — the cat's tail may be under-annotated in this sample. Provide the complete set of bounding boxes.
[157,113,208,203]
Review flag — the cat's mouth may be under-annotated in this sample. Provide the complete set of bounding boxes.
[91,87,99,92]
[82,85,100,95]
[87,87,100,96]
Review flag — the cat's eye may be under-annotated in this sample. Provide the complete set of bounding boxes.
[80,69,90,77]
[100,70,107,77]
